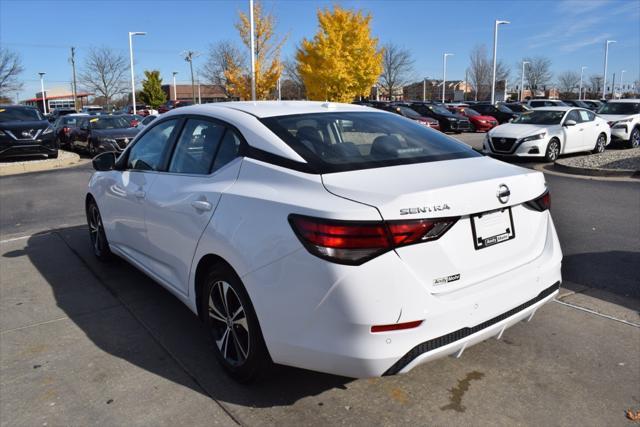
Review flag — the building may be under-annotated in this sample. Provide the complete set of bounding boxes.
[22,86,91,112]
[403,80,472,102]
[161,84,233,103]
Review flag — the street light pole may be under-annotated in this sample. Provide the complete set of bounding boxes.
[249,0,256,101]
[172,71,178,101]
[38,72,47,114]
[602,39,616,99]
[520,60,529,102]
[579,66,587,100]
[182,51,199,103]
[619,70,626,98]
[442,53,453,103]
[491,20,510,104]
[422,77,426,102]
[128,31,146,115]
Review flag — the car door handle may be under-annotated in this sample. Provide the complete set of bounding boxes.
[134,190,146,199]
[191,200,212,211]
[579,128,584,131]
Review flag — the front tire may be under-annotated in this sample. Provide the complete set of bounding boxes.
[86,199,112,261]
[200,264,271,383]
[544,139,560,162]
[630,127,639,149]
[48,150,59,159]
[592,133,606,154]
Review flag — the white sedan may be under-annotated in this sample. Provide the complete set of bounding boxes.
[86,101,562,381]
[483,107,610,161]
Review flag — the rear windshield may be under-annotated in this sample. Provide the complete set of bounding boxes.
[89,116,131,129]
[0,107,44,122]
[260,112,480,173]
[597,102,640,115]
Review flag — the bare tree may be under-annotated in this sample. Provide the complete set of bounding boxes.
[282,57,305,99]
[589,75,604,97]
[201,41,245,97]
[467,45,509,101]
[557,71,580,96]
[378,42,414,100]
[79,47,129,105]
[523,56,553,92]
[0,48,24,96]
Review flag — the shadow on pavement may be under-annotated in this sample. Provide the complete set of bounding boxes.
[562,250,640,311]
[8,226,350,409]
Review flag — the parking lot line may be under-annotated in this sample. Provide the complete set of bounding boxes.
[552,299,640,328]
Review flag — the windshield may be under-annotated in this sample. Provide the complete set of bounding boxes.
[89,116,131,129]
[260,112,480,173]
[497,104,514,113]
[597,102,640,115]
[429,105,451,115]
[511,110,565,125]
[0,107,44,122]
[505,104,529,112]
[463,108,480,117]
[397,106,421,119]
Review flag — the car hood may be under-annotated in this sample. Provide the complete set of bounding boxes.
[472,115,497,122]
[0,120,49,131]
[489,123,549,139]
[598,114,635,123]
[92,128,139,138]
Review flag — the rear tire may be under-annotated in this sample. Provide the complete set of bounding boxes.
[86,199,112,261]
[200,263,271,383]
[592,133,606,154]
[630,127,639,149]
[544,139,560,162]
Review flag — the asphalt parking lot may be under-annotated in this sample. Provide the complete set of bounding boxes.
[1,142,639,426]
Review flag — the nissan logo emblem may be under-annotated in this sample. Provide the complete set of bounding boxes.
[497,184,510,204]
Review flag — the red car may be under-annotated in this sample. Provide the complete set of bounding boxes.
[384,104,441,131]
[447,106,498,132]
[158,100,194,114]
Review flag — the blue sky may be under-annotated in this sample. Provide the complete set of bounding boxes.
[1,0,638,99]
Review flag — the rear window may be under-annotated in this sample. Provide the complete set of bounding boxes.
[260,112,480,173]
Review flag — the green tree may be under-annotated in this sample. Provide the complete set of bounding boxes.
[140,70,166,109]
[296,5,382,102]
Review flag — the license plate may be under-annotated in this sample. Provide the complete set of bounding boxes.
[470,208,515,250]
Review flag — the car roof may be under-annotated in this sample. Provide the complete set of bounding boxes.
[165,100,371,119]
[531,106,574,111]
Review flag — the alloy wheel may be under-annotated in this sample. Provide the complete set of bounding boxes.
[631,129,639,148]
[208,280,250,366]
[595,135,606,153]
[88,204,103,255]
[546,141,559,161]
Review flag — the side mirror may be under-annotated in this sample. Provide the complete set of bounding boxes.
[92,151,116,171]
[564,119,577,127]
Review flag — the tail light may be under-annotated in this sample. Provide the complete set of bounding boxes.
[131,120,139,127]
[289,214,459,265]
[63,126,71,135]
[524,190,550,211]
[371,320,423,333]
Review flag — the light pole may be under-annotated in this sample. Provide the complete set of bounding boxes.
[172,71,178,101]
[442,53,453,103]
[520,60,529,102]
[128,31,146,115]
[491,20,510,104]
[249,0,256,101]
[197,79,202,104]
[619,70,626,98]
[182,51,200,103]
[579,66,587,100]
[38,72,47,114]
[422,77,427,102]
[602,39,616,99]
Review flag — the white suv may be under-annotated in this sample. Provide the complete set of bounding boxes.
[596,99,640,148]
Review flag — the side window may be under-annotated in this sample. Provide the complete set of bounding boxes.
[168,119,225,174]
[565,110,581,123]
[585,110,596,121]
[127,119,178,171]
[212,128,242,172]
[578,110,592,122]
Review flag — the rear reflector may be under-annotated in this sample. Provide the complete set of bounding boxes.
[289,214,458,265]
[371,320,423,333]
[524,190,550,211]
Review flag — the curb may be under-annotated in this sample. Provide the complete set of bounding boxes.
[552,161,640,178]
[0,151,85,177]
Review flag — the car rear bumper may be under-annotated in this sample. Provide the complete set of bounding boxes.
[243,211,562,378]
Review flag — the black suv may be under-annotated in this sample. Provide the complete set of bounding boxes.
[408,102,471,133]
[68,115,139,156]
[0,105,58,159]
[471,103,518,124]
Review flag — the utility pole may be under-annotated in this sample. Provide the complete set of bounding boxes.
[182,50,199,103]
[249,0,256,101]
[70,47,78,110]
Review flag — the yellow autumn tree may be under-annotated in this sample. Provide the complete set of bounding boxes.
[296,6,383,102]
[225,2,285,100]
